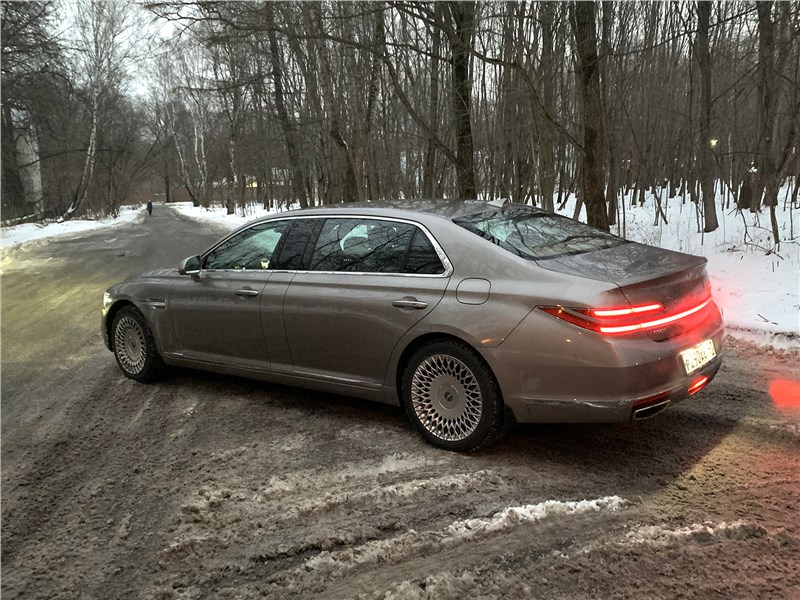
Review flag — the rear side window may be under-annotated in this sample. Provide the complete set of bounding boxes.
[453,206,627,260]
[204,221,287,270]
[403,229,446,274]
[308,218,445,274]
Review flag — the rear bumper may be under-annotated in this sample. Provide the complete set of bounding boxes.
[481,304,725,424]
[503,353,722,424]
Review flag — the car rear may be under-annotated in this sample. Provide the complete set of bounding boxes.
[452,205,724,423]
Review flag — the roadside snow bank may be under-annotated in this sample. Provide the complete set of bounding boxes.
[169,201,287,231]
[1,206,143,249]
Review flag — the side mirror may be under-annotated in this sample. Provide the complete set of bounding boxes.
[178,255,202,276]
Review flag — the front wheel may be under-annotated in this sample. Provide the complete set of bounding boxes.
[112,306,163,382]
[402,340,503,452]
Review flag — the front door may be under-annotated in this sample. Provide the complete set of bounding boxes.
[168,220,288,367]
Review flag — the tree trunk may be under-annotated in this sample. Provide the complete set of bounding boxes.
[447,1,478,199]
[191,116,208,207]
[422,3,443,198]
[756,0,781,244]
[362,4,384,201]
[537,1,557,211]
[164,155,171,204]
[226,132,236,215]
[601,1,617,226]
[308,3,360,203]
[571,1,609,231]
[64,96,98,220]
[264,3,308,209]
[695,1,719,232]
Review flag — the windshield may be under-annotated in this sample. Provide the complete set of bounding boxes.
[453,206,628,260]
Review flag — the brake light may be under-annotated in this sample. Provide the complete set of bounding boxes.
[539,298,713,335]
[591,304,663,318]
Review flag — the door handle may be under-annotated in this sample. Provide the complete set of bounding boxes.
[234,289,259,297]
[392,299,428,310]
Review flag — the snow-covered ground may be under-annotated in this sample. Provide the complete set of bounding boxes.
[2,190,798,348]
[0,206,143,249]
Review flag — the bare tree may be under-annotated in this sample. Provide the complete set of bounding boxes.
[443,1,478,199]
[694,1,718,232]
[306,2,360,203]
[123,0,794,242]
[264,2,308,208]
[571,1,609,231]
[63,1,136,220]
[756,1,783,245]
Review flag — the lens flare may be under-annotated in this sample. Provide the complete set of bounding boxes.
[769,379,800,410]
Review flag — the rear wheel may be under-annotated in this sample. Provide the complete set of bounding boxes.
[112,306,163,382]
[402,340,503,452]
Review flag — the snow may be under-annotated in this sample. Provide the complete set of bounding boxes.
[248,452,438,499]
[283,470,503,517]
[301,495,626,577]
[0,206,143,249]
[169,201,295,231]
[623,520,767,545]
[2,190,798,347]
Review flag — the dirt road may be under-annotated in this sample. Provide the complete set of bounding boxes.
[2,206,799,599]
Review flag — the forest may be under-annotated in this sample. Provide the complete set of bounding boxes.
[2,1,798,243]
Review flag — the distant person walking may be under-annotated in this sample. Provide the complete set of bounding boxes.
[147,201,153,216]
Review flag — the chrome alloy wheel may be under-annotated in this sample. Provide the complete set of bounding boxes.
[114,315,146,374]
[410,354,483,441]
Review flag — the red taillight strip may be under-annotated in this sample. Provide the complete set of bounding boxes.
[591,303,663,318]
[598,298,712,334]
[539,297,713,335]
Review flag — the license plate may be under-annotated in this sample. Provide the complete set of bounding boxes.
[680,339,716,374]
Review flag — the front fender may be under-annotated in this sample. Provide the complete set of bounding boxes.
[102,276,176,353]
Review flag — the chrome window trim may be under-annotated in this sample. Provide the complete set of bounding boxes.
[201,214,453,278]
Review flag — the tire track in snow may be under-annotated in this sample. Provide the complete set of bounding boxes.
[280,496,626,583]
[161,454,507,562]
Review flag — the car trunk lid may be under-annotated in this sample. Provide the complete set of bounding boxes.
[536,242,712,340]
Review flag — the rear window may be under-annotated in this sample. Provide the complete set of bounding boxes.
[453,206,628,260]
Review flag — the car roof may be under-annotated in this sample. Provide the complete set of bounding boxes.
[253,199,547,224]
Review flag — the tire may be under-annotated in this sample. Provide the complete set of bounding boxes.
[111,306,163,382]
[402,340,503,452]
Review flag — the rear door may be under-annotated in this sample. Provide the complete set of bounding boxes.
[283,217,450,388]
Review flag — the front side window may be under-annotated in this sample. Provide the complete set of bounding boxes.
[453,206,627,260]
[204,221,287,270]
[308,218,444,274]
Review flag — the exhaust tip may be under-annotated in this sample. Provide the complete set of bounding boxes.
[633,399,671,420]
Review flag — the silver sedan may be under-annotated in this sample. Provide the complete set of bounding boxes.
[102,201,724,451]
